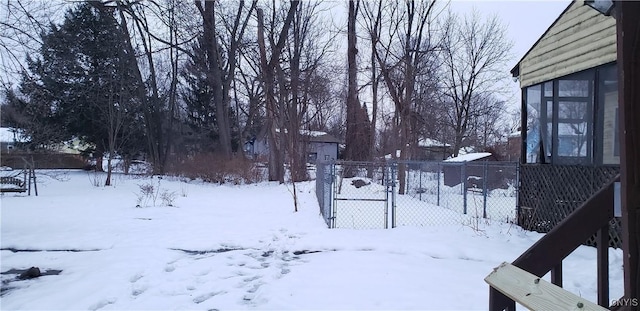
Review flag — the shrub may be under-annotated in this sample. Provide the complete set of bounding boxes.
[165,153,266,184]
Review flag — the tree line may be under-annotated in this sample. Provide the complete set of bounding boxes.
[0,0,514,186]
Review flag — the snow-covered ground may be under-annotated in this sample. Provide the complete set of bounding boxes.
[1,170,625,310]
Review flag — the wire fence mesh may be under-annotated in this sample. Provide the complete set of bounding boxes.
[315,160,519,229]
[395,161,518,227]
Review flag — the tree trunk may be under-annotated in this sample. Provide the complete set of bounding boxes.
[257,2,299,182]
[257,8,282,182]
[105,156,112,186]
[345,0,366,165]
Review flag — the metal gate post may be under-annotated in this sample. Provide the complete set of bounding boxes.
[384,164,389,229]
[331,162,337,228]
[483,162,488,219]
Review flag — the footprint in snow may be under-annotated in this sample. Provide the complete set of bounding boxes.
[193,291,225,304]
[90,297,117,311]
[129,273,143,283]
[131,285,147,297]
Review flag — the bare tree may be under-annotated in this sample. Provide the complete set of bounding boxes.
[372,0,439,194]
[283,1,337,180]
[439,10,513,156]
[257,1,299,182]
[361,0,384,159]
[467,93,508,150]
[0,0,66,91]
[195,0,257,158]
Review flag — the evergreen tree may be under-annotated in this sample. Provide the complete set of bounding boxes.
[181,38,219,153]
[7,3,145,171]
[181,37,241,154]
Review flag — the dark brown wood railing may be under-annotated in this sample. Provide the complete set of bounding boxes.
[489,175,620,311]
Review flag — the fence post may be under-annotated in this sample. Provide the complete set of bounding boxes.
[419,167,423,201]
[483,162,488,219]
[392,162,397,228]
[462,163,467,214]
[331,162,337,229]
[437,163,441,206]
[328,162,334,228]
[384,164,389,229]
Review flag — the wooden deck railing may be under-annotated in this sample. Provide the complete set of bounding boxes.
[489,174,620,310]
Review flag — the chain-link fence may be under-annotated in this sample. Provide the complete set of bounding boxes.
[315,160,519,229]
[395,161,518,227]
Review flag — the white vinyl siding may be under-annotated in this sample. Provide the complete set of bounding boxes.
[519,1,616,88]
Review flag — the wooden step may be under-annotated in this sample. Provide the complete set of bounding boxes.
[485,262,608,311]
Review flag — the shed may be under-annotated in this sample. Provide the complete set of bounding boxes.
[442,152,495,187]
[246,129,340,163]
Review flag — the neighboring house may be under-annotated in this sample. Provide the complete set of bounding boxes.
[0,127,90,169]
[382,138,451,161]
[506,131,521,162]
[511,0,621,241]
[245,129,341,163]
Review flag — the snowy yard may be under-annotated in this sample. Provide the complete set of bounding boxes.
[1,170,625,310]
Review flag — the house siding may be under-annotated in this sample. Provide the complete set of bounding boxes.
[308,142,337,162]
[519,0,616,88]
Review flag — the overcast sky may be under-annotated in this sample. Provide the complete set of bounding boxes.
[449,0,572,108]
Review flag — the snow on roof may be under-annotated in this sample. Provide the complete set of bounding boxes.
[300,130,328,137]
[0,127,27,143]
[275,129,328,137]
[418,138,450,147]
[444,152,492,162]
[271,128,340,143]
[508,131,521,138]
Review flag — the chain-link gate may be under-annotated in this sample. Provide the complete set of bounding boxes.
[330,161,395,229]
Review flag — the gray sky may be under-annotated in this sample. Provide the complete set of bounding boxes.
[450,0,572,108]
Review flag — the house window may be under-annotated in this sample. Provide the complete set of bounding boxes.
[557,101,589,157]
[308,153,318,162]
[525,84,542,163]
[598,63,619,164]
[324,155,330,161]
[558,80,590,97]
[523,68,599,165]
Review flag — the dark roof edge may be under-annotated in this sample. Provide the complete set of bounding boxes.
[511,0,576,78]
